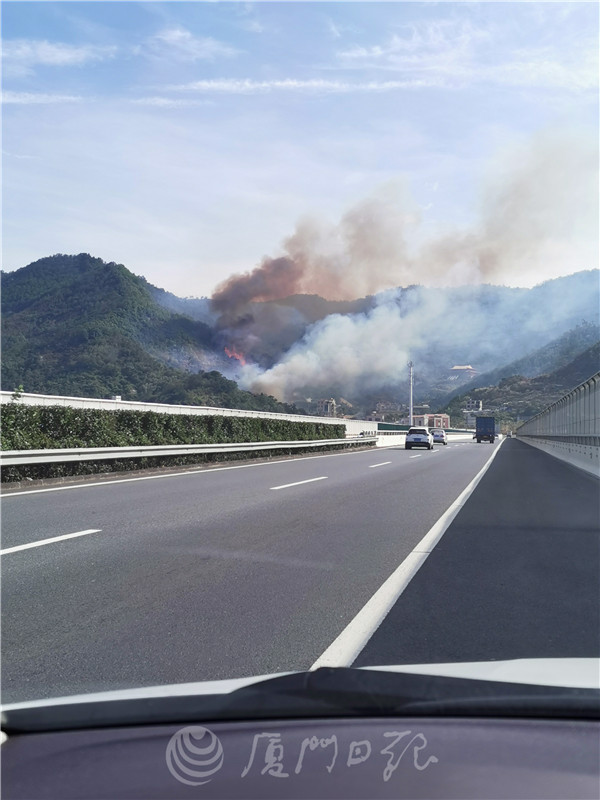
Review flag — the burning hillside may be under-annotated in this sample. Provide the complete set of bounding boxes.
[224,346,246,366]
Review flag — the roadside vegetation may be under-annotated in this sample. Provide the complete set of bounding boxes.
[0,404,351,483]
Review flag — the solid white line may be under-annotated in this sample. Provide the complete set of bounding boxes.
[0,529,102,556]
[270,477,328,491]
[368,461,392,468]
[310,440,505,669]
[0,449,377,498]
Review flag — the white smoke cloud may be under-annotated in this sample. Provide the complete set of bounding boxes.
[239,273,599,401]
[422,128,598,287]
[240,289,447,399]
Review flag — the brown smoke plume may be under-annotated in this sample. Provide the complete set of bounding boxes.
[212,129,597,321]
[212,256,303,313]
[211,182,418,315]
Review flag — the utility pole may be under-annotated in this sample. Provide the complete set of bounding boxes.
[408,361,414,426]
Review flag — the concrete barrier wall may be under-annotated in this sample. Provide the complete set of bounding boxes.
[376,434,406,447]
[375,432,475,448]
[516,372,600,478]
[0,391,371,437]
[0,391,476,444]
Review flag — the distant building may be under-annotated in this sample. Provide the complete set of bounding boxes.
[463,411,478,428]
[421,413,450,429]
[401,413,450,429]
[375,401,403,414]
[317,398,337,417]
[449,365,477,382]
[463,398,483,412]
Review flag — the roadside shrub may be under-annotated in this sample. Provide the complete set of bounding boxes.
[1,403,352,482]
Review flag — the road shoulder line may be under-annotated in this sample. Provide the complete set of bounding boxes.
[270,477,328,491]
[310,440,505,669]
[0,529,102,556]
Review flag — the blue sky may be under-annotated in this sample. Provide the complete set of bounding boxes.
[2,1,598,297]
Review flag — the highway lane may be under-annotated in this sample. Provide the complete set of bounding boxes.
[2,440,496,702]
[1,440,480,551]
[355,438,600,667]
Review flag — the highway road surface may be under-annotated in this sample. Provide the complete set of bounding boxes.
[2,439,598,703]
[355,439,600,667]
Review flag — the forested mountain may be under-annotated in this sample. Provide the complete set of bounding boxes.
[1,254,300,412]
[549,341,600,390]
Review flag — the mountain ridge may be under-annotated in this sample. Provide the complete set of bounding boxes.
[442,321,600,403]
[440,340,600,427]
[2,254,598,415]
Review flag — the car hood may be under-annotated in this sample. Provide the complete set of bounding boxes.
[3,658,598,712]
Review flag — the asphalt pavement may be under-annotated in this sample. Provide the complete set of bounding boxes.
[2,440,497,702]
[355,438,600,667]
[2,439,598,704]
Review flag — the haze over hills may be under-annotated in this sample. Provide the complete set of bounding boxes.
[443,321,600,402]
[441,340,600,428]
[1,254,598,419]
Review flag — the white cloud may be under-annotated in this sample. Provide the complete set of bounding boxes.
[168,77,447,94]
[327,19,342,40]
[2,149,38,160]
[337,19,488,67]
[325,16,359,41]
[2,91,84,105]
[142,27,239,62]
[2,39,116,77]
[336,18,598,93]
[131,96,213,108]
[240,19,264,34]
[491,47,598,92]
[234,2,265,33]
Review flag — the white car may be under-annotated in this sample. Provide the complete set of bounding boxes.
[431,428,448,445]
[405,426,434,450]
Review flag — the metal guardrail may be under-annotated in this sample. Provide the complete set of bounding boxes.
[0,437,377,467]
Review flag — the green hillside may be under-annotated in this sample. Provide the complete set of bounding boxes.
[1,254,299,413]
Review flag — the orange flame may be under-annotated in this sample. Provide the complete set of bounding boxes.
[224,346,247,366]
